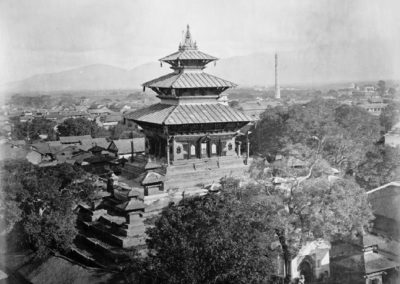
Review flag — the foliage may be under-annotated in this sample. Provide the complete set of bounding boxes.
[245,147,374,281]
[109,123,143,140]
[252,99,382,173]
[356,145,400,190]
[57,118,98,137]
[379,102,400,132]
[12,118,57,141]
[377,80,386,96]
[0,159,94,258]
[144,193,276,284]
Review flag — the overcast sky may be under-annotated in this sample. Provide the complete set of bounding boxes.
[0,0,399,84]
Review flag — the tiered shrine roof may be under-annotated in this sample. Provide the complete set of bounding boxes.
[142,71,236,89]
[160,49,217,62]
[125,102,251,125]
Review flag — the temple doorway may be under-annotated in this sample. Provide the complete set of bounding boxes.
[299,256,314,283]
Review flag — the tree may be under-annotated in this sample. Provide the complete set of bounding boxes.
[12,118,57,141]
[57,117,98,137]
[144,193,277,284]
[0,159,94,258]
[388,87,396,97]
[377,80,386,96]
[245,145,374,282]
[109,123,143,140]
[379,102,400,132]
[251,99,382,174]
[356,145,400,190]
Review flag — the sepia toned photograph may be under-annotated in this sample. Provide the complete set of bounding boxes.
[0,0,399,283]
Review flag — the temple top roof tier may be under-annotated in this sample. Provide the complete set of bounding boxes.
[159,25,218,70]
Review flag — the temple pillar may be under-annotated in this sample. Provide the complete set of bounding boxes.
[238,141,242,157]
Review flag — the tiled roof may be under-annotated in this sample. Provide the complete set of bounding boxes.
[160,50,217,61]
[59,135,92,144]
[79,138,110,151]
[125,103,252,125]
[364,252,399,274]
[109,138,145,154]
[116,199,146,211]
[143,72,237,88]
[102,114,122,123]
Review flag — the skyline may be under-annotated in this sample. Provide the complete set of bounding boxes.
[0,0,399,85]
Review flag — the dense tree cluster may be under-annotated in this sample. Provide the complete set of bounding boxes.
[379,102,400,132]
[12,117,57,141]
[57,118,99,137]
[57,118,142,140]
[130,172,373,283]
[140,189,277,284]
[250,99,400,191]
[356,144,400,190]
[0,160,96,258]
[252,99,382,173]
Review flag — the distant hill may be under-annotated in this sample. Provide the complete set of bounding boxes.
[2,64,164,92]
[2,42,396,92]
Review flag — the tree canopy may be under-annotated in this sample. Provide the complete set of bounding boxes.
[379,102,400,132]
[12,118,57,141]
[57,117,98,137]
[252,99,382,175]
[0,159,96,258]
[356,145,400,190]
[246,143,374,282]
[143,192,277,284]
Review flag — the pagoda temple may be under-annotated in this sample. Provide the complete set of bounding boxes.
[124,25,252,200]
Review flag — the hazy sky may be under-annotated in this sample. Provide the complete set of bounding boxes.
[0,0,399,84]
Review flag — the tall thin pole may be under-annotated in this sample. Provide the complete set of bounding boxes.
[275,53,280,99]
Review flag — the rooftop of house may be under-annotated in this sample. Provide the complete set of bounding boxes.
[59,135,92,144]
[109,138,145,153]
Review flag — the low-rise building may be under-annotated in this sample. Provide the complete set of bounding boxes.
[108,138,146,159]
[358,103,388,116]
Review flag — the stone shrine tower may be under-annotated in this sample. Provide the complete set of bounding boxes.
[124,25,252,202]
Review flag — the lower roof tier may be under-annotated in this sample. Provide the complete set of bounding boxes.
[125,103,252,125]
[142,71,237,89]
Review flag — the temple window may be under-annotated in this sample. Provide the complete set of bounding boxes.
[176,146,182,154]
[228,143,233,151]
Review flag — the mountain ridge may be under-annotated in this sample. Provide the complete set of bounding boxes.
[2,45,396,92]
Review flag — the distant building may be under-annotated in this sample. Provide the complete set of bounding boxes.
[97,113,122,129]
[384,122,400,147]
[108,138,145,159]
[358,102,387,116]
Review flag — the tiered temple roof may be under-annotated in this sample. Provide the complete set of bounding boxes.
[143,72,236,89]
[125,102,250,125]
[127,25,251,126]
